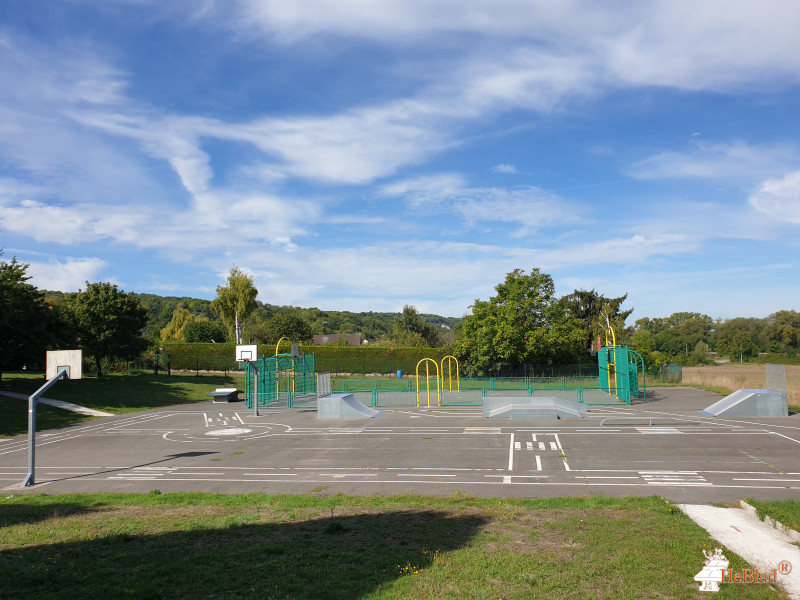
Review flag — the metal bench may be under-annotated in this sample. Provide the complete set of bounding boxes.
[207,388,240,403]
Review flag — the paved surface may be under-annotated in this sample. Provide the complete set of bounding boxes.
[1,388,798,502]
[679,504,800,599]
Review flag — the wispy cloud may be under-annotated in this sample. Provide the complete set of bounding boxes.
[749,170,800,224]
[491,164,519,174]
[628,141,798,182]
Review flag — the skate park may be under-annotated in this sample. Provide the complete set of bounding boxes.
[1,342,797,504]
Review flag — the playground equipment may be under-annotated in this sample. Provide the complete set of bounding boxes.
[239,343,317,409]
[318,394,384,419]
[416,358,441,406]
[597,322,646,404]
[483,396,587,420]
[441,355,460,391]
[700,364,788,417]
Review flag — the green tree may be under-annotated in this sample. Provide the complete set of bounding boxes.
[159,307,196,341]
[560,289,632,350]
[211,266,258,344]
[65,281,149,377]
[763,310,800,353]
[0,256,60,378]
[392,305,440,347]
[455,268,585,375]
[183,320,227,343]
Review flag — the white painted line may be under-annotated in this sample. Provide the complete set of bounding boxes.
[218,412,224,417]
[396,474,457,477]
[732,478,800,482]
[538,441,546,450]
[242,473,297,477]
[503,475,512,483]
[526,442,533,451]
[531,433,537,442]
[561,457,572,471]
[508,433,515,471]
[514,441,521,450]
[535,455,542,471]
[324,474,379,478]
[581,476,639,479]
[549,441,558,450]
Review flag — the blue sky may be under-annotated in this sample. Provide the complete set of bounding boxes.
[2,1,799,321]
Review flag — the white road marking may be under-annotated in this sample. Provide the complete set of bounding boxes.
[538,441,546,450]
[514,441,521,450]
[535,455,542,471]
[549,441,558,450]
[508,433,515,471]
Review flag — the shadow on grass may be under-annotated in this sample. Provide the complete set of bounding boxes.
[0,509,487,599]
[0,398,95,438]
[0,372,241,415]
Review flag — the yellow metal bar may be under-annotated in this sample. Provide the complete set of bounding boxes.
[275,337,292,356]
[415,358,441,407]
[440,355,460,391]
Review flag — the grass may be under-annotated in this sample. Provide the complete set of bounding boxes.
[0,492,786,600]
[0,371,245,438]
[682,364,800,413]
[744,499,800,534]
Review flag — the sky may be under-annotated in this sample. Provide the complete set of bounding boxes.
[1,1,799,322]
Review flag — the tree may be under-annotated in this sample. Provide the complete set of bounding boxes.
[184,320,227,343]
[211,266,258,344]
[455,269,585,375]
[64,281,149,377]
[560,289,632,350]
[0,256,60,378]
[159,307,196,341]
[391,305,440,347]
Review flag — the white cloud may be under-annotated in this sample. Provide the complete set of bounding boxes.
[216,0,800,92]
[491,164,519,174]
[381,174,587,234]
[26,257,108,292]
[629,141,798,182]
[749,170,800,224]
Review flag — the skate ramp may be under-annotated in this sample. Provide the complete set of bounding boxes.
[700,389,788,418]
[484,396,587,420]
[318,394,384,419]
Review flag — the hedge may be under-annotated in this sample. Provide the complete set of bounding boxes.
[160,343,448,375]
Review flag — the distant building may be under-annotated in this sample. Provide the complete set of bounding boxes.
[312,333,364,347]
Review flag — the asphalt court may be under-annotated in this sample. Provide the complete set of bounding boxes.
[1,387,798,502]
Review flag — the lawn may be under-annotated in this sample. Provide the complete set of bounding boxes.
[0,372,244,437]
[0,492,786,599]
[745,498,800,535]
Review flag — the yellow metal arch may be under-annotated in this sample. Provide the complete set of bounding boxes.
[415,358,441,407]
[440,355,460,391]
[274,337,295,399]
[603,323,617,393]
[275,337,292,356]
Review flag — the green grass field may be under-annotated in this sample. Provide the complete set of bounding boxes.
[0,492,788,600]
[745,498,800,535]
[0,372,244,437]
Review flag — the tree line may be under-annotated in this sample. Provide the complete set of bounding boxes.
[2,255,797,379]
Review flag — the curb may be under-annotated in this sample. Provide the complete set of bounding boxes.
[740,500,800,543]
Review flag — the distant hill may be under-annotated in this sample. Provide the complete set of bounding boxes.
[43,290,461,343]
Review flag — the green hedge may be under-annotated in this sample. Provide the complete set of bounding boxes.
[160,343,448,374]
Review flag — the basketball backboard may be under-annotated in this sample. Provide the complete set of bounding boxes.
[46,350,82,380]
[236,344,258,363]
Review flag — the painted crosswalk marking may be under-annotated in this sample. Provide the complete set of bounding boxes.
[639,471,712,486]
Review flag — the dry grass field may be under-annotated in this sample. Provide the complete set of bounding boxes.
[682,363,800,411]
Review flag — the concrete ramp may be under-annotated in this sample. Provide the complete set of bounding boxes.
[484,396,587,420]
[318,394,384,419]
[700,389,788,418]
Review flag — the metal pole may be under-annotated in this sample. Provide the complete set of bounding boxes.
[23,368,69,487]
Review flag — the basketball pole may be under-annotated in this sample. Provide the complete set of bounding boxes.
[23,367,70,487]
